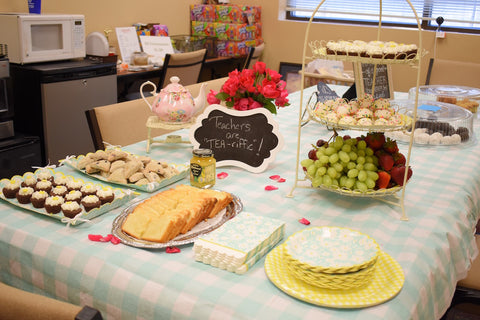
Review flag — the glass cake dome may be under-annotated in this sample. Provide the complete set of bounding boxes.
[387,99,474,146]
[408,85,480,114]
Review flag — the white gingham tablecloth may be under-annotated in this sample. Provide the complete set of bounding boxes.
[1,86,479,320]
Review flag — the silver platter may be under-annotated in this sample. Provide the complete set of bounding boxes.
[111,192,243,249]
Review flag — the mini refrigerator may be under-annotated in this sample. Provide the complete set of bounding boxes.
[10,59,117,165]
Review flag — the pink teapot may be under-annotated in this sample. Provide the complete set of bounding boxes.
[140,76,207,123]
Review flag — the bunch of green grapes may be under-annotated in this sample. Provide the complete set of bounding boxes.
[300,136,380,192]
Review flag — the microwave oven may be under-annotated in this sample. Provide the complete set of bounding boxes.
[0,13,85,64]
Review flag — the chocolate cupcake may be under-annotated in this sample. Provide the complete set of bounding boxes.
[44,196,64,214]
[21,175,38,188]
[2,179,21,199]
[53,173,69,187]
[61,201,83,218]
[31,190,49,208]
[36,169,53,182]
[35,179,52,193]
[80,184,97,197]
[97,187,115,205]
[16,187,34,204]
[64,190,83,203]
[66,178,83,191]
[50,185,68,197]
[81,195,101,212]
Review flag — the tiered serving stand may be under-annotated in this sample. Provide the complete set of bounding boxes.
[287,0,426,221]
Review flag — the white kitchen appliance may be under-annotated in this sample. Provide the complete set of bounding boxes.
[0,13,85,64]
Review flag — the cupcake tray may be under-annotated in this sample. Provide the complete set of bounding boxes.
[111,192,243,249]
[0,169,138,225]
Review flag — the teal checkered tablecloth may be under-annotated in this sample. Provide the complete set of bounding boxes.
[1,85,479,320]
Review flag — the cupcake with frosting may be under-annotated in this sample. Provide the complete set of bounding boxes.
[65,190,83,203]
[356,108,373,119]
[53,173,69,187]
[2,179,21,198]
[338,115,357,126]
[61,201,83,218]
[374,118,389,126]
[21,175,38,188]
[31,190,49,208]
[44,196,64,214]
[80,184,97,197]
[66,178,83,191]
[325,111,339,123]
[374,109,393,119]
[50,185,68,197]
[97,187,115,205]
[81,195,102,212]
[16,187,34,204]
[35,179,52,193]
[36,169,53,182]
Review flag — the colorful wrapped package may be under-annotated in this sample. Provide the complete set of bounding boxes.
[190,4,216,22]
[193,212,285,274]
[191,21,215,37]
[216,40,249,57]
[214,23,256,41]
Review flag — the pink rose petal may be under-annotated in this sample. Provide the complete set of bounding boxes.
[299,218,310,225]
[166,246,181,253]
[99,234,113,242]
[277,178,286,183]
[217,172,229,179]
[110,236,121,245]
[265,185,278,191]
[269,175,281,181]
[88,234,103,242]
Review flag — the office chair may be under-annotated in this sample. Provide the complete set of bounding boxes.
[243,43,265,70]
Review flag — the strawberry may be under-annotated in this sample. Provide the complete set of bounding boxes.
[378,152,394,171]
[392,152,406,166]
[376,171,391,189]
[383,137,399,154]
[390,165,413,186]
[364,132,385,151]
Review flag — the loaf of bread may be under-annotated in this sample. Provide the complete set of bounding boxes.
[121,185,232,243]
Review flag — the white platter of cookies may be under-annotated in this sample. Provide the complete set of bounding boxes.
[62,148,188,192]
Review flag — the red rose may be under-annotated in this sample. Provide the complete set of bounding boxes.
[207,90,220,104]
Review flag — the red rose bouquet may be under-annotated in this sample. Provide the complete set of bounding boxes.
[207,61,290,114]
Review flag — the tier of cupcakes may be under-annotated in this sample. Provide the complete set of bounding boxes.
[282,227,380,290]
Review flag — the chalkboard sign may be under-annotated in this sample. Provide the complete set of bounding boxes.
[189,105,284,173]
[354,63,394,99]
[316,82,340,102]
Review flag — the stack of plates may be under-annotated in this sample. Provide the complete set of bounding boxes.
[283,227,380,290]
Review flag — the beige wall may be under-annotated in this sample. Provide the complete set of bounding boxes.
[1,0,479,91]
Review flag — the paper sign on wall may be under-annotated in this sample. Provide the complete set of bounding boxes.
[116,27,141,64]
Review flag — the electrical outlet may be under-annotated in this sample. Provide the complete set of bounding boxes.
[436,31,446,39]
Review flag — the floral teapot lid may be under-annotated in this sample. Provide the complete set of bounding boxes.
[162,76,189,95]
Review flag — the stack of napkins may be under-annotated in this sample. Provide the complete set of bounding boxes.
[193,212,285,274]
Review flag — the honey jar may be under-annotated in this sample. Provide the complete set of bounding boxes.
[190,149,216,188]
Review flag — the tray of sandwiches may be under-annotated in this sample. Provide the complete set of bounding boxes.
[62,148,188,193]
[112,184,243,249]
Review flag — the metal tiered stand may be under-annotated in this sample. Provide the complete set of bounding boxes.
[287,0,426,221]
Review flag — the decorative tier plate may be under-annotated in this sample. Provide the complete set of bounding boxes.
[284,227,380,274]
[111,192,243,249]
[265,244,404,309]
[0,169,137,225]
[62,153,188,193]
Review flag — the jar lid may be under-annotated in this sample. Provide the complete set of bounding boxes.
[193,148,213,157]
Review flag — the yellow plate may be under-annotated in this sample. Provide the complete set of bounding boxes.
[265,244,404,309]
